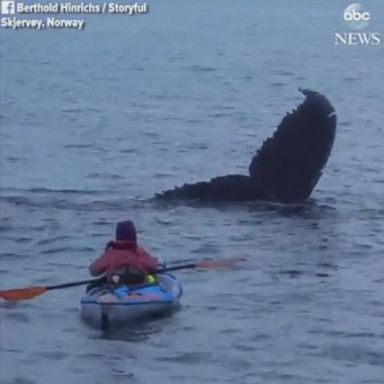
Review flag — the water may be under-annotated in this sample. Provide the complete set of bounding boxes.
[1,0,384,383]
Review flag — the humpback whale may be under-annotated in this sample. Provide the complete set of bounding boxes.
[156,89,336,203]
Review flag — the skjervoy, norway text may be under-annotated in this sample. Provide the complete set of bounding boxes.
[1,17,85,29]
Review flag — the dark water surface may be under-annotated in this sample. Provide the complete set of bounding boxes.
[1,1,384,383]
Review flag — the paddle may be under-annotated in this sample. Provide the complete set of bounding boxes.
[0,256,245,301]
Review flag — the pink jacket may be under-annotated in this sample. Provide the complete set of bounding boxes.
[89,241,158,278]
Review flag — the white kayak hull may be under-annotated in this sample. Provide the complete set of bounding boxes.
[80,273,182,328]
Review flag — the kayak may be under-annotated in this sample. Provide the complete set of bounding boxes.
[80,273,183,328]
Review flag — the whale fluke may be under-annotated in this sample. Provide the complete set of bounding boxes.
[156,175,262,201]
[248,88,336,202]
[156,89,336,203]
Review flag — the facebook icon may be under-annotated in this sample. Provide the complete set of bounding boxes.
[1,0,15,14]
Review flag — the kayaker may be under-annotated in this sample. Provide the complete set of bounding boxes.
[89,220,159,286]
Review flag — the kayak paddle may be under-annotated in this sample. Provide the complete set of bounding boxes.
[160,256,245,272]
[0,278,103,302]
[0,256,245,301]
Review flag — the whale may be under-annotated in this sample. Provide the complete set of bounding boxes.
[156,88,336,203]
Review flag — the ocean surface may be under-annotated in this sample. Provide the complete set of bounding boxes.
[1,1,384,383]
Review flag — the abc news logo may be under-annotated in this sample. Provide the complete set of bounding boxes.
[344,7,370,23]
[335,3,381,46]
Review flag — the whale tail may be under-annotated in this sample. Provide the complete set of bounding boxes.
[156,175,262,201]
[248,88,336,203]
[157,89,337,203]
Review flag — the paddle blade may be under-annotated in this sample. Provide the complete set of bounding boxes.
[0,286,47,301]
[195,256,246,269]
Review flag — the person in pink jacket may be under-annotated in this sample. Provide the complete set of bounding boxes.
[89,220,159,285]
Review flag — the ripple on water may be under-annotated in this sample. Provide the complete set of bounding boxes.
[37,236,70,246]
[323,344,384,367]
[156,351,213,364]
[5,312,31,323]
[27,350,69,362]
[10,377,37,384]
